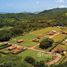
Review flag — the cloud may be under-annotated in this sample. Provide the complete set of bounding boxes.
[59,5,67,8]
[56,0,65,3]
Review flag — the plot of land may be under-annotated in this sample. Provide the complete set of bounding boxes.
[0,27,67,65]
[18,50,52,62]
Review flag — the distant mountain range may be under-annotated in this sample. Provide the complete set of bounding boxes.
[0,8,67,40]
[0,8,67,14]
[39,8,67,14]
[0,8,67,27]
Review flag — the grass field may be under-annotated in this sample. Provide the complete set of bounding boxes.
[52,34,66,42]
[0,27,67,65]
[9,34,37,47]
[9,27,63,47]
[30,27,61,35]
[18,50,52,62]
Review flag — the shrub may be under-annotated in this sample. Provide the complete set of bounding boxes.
[24,56,35,65]
[39,38,54,49]
[34,61,47,67]
[0,29,12,42]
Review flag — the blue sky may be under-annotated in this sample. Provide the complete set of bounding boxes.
[0,0,67,13]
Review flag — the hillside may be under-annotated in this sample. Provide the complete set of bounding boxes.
[0,8,67,67]
[36,8,67,26]
[0,8,67,41]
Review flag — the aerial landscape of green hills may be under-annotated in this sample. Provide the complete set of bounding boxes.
[0,8,67,67]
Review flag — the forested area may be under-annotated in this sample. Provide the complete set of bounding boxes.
[0,8,67,41]
[0,8,67,67]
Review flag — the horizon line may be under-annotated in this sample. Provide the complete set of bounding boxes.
[0,7,67,14]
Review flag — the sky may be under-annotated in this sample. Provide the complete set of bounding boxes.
[0,0,67,13]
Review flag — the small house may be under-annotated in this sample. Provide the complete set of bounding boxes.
[10,46,26,54]
[8,44,17,50]
[32,38,39,42]
[17,39,24,43]
[48,30,57,35]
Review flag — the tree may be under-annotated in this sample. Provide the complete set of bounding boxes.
[39,38,54,49]
[34,61,47,67]
[24,56,35,65]
[0,29,12,42]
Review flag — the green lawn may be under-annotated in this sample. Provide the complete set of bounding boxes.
[52,34,66,42]
[9,27,63,47]
[30,27,61,35]
[0,49,52,67]
[0,49,53,63]
[18,50,52,62]
[9,34,37,47]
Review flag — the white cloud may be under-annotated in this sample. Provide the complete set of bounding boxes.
[59,5,67,8]
[56,0,65,3]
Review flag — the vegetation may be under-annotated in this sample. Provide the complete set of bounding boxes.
[24,56,35,65]
[0,8,67,67]
[39,38,54,49]
[0,8,67,42]
[0,28,13,41]
[24,56,47,67]
[34,61,47,67]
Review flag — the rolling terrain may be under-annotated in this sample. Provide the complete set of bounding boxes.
[0,8,67,67]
